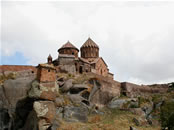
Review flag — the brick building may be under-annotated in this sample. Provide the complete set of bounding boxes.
[37,64,56,82]
[51,37,114,79]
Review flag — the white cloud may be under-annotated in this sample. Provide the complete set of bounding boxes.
[1,1,174,84]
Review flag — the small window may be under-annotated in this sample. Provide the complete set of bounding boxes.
[48,69,50,72]
[72,52,74,55]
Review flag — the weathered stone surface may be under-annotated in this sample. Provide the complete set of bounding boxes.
[3,77,34,108]
[38,119,51,130]
[0,108,11,130]
[107,98,138,109]
[69,84,89,94]
[63,105,88,122]
[68,94,86,104]
[29,80,59,101]
[61,79,73,92]
[130,126,138,130]
[133,117,148,126]
[55,97,65,107]
[142,105,153,116]
[121,82,168,98]
[90,79,121,108]
[33,101,56,123]
[23,110,38,130]
[129,108,145,117]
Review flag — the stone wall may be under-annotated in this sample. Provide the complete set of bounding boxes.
[37,68,56,82]
[59,48,78,58]
[58,54,76,74]
[0,65,37,73]
[95,58,108,77]
[121,82,169,98]
[81,47,99,58]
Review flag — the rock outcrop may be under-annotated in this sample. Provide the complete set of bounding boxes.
[29,81,59,101]
[121,82,168,98]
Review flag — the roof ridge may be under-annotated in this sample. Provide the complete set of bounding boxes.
[58,41,79,52]
[81,37,99,48]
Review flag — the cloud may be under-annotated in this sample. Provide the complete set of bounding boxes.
[1,1,174,84]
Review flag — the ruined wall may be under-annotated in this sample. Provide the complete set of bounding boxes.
[0,65,37,73]
[121,82,169,98]
[37,68,56,82]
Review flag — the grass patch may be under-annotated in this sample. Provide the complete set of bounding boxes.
[0,72,16,84]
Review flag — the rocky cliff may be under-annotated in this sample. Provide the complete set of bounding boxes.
[0,70,174,130]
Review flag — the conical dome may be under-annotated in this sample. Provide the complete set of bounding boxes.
[81,37,99,49]
[80,38,99,59]
[58,41,79,58]
[58,41,79,52]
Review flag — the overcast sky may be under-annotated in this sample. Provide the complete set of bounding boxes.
[1,1,174,84]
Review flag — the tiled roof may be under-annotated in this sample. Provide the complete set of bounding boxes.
[81,37,99,48]
[58,41,79,52]
[91,57,108,67]
[78,57,90,64]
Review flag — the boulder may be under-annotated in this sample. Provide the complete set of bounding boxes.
[61,79,73,92]
[129,108,145,117]
[33,101,56,123]
[29,80,59,101]
[133,117,148,126]
[89,79,121,107]
[69,84,89,94]
[3,77,33,108]
[108,98,138,109]
[130,126,138,130]
[63,105,88,122]
[55,97,65,107]
[68,94,86,104]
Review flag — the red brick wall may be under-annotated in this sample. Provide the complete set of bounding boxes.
[0,65,37,73]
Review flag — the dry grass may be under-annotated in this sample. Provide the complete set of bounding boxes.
[0,72,16,84]
[57,109,161,130]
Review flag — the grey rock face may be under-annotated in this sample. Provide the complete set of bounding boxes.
[61,79,73,92]
[3,77,33,108]
[0,77,35,130]
[63,105,88,122]
[107,98,138,109]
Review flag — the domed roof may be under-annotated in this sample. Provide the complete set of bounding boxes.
[58,41,79,52]
[81,37,99,49]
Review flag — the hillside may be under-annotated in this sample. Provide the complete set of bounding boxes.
[0,68,174,130]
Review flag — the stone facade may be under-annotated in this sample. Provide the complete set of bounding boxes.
[58,41,79,58]
[52,38,114,79]
[37,64,56,82]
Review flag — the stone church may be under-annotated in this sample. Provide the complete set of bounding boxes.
[48,37,114,79]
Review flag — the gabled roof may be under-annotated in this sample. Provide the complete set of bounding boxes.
[81,37,99,49]
[58,41,79,52]
[91,57,108,67]
[78,57,90,64]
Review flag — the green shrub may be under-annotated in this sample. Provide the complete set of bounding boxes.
[160,101,174,130]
